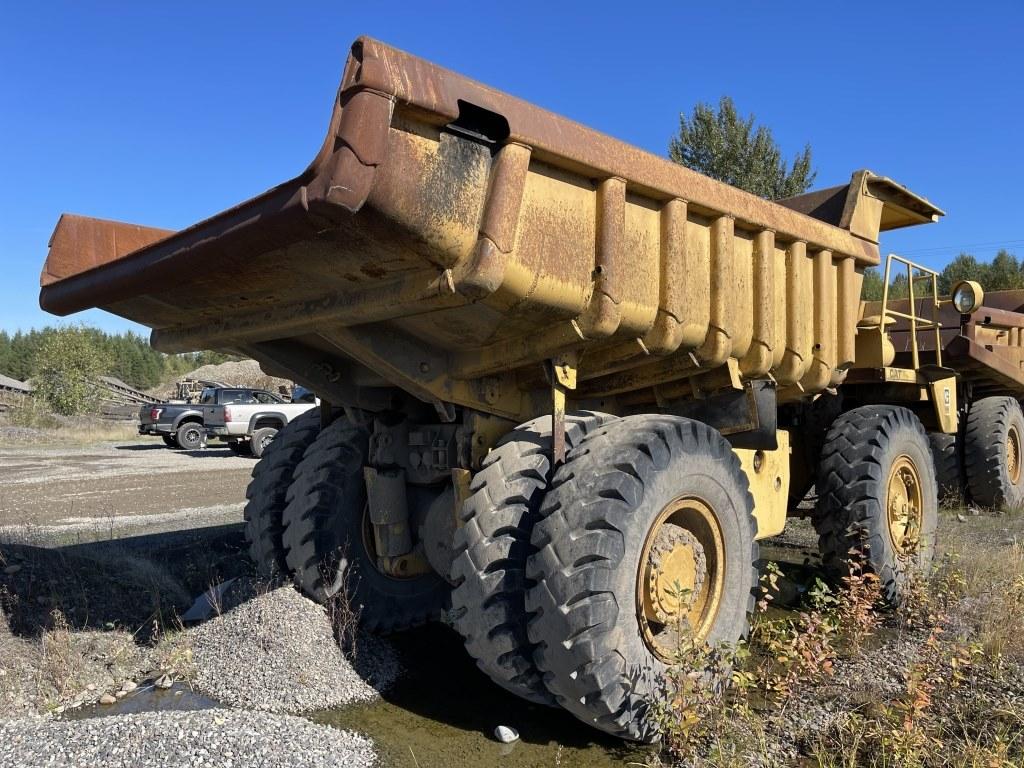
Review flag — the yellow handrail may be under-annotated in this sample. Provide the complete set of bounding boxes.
[880,253,943,369]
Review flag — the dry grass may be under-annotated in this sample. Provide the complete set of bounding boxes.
[48,421,139,446]
[652,510,1024,768]
[0,608,149,715]
[940,521,1024,663]
[1,403,138,446]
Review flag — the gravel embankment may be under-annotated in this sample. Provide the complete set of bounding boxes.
[188,585,402,712]
[0,710,375,768]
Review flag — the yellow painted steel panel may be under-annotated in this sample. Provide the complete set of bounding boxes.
[493,163,594,320]
[620,194,661,337]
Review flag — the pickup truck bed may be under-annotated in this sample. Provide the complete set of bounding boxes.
[204,400,316,458]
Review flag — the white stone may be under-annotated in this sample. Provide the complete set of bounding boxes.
[494,725,519,743]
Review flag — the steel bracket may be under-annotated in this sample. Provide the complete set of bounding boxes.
[547,351,578,466]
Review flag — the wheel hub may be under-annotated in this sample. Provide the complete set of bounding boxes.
[636,497,724,661]
[886,455,923,557]
[643,527,705,625]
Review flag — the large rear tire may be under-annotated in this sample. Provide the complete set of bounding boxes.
[244,408,321,578]
[815,406,937,603]
[525,415,757,741]
[449,411,614,706]
[282,418,448,633]
[964,396,1024,510]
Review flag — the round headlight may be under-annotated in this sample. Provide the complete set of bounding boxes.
[951,280,984,314]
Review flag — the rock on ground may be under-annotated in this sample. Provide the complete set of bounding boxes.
[187,585,401,713]
[0,710,375,768]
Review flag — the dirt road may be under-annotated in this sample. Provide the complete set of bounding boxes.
[0,439,255,543]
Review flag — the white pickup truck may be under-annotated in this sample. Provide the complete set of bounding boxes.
[202,389,316,458]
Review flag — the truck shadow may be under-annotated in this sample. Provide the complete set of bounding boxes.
[0,524,251,640]
[114,444,249,460]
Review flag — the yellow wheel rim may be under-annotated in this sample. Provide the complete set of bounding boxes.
[636,497,725,661]
[1007,425,1021,485]
[886,455,923,557]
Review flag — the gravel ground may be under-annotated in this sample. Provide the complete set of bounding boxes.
[0,710,375,768]
[187,585,402,713]
[0,438,253,541]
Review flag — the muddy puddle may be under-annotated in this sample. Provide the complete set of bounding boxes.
[314,626,654,767]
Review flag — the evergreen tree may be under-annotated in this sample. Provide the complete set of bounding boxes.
[668,96,816,199]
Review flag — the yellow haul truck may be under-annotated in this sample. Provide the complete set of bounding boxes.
[40,38,990,740]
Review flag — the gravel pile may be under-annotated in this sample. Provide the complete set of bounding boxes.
[188,586,401,713]
[0,710,375,768]
[148,360,290,399]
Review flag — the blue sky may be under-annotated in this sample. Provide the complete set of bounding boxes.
[2,2,1022,334]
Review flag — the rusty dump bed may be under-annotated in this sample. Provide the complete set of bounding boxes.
[879,290,1024,397]
[41,37,943,423]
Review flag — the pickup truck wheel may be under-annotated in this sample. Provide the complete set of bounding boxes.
[250,427,279,459]
[524,415,757,741]
[161,435,178,448]
[449,411,614,707]
[964,396,1024,510]
[815,406,937,603]
[244,408,321,579]
[176,422,205,451]
[282,418,447,633]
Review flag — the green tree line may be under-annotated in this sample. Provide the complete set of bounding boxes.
[0,326,239,389]
[862,249,1022,301]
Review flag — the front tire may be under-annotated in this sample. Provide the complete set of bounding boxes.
[282,418,448,633]
[815,406,937,603]
[964,396,1024,509]
[525,415,757,741]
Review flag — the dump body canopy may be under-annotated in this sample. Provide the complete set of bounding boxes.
[40,37,943,423]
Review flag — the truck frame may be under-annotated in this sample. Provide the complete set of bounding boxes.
[39,38,1018,741]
